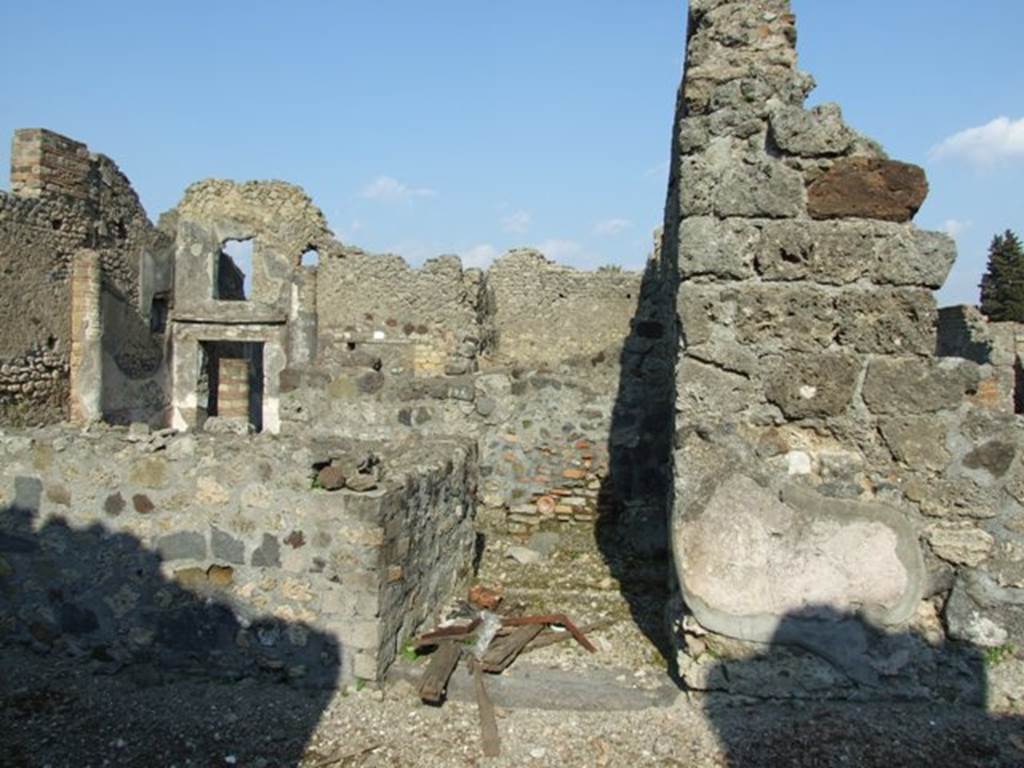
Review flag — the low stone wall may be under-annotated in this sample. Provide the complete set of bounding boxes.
[938,305,1023,413]
[0,427,477,686]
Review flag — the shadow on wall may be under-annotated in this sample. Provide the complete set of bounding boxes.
[700,607,1024,768]
[595,222,681,672]
[0,477,338,767]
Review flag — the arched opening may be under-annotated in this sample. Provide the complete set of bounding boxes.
[300,247,320,268]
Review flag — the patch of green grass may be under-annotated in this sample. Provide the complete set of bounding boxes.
[983,644,1017,666]
[400,642,421,662]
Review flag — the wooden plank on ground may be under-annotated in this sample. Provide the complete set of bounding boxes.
[417,640,462,704]
[481,624,544,673]
[471,658,501,757]
[520,619,614,655]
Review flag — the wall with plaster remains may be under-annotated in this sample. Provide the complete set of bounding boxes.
[0,129,169,425]
[660,0,1024,706]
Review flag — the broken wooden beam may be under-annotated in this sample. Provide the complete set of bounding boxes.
[500,613,598,653]
[470,658,501,757]
[481,624,544,673]
[417,640,462,704]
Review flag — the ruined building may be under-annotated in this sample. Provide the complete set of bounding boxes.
[1,0,1022,706]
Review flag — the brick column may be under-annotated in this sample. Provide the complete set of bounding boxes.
[69,249,103,423]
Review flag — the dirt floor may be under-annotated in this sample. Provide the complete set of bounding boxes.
[3,525,1023,767]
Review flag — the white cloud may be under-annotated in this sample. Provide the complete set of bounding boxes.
[361,175,437,201]
[501,210,532,234]
[644,159,670,179]
[942,219,973,239]
[461,243,499,269]
[930,116,1024,167]
[594,218,632,237]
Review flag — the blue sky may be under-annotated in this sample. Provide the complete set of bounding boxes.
[1,1,1020,306]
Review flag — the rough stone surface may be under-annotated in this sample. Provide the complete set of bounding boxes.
[662,0,1023,702]
[676,475,924,642]
[807,157,929,223]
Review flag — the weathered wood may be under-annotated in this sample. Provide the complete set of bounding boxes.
[520,619,614,655]
[417,641,462,704]
[471,658,501,757]
[414,618,480,649]
[481,624,544,673]
[500,613,598,653]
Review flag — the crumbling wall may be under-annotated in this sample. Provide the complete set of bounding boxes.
[938,305,1024,414]
[664,0,1024,707]
[487,249,641,367]
[317,250,487,376]
[0,427,477,684]
[166,179,333,319]
[0,129,169,425]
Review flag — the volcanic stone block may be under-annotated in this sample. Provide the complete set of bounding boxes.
[835,288,936,355]
[765,352,860,419]
[807,157,928,222]
[879,417,951,471]
[156,531,207,562]
[769,103,856,157]
[734,285,837,353]
[862,358,978,415]
[679,217,759,279]
[714,158,805,219]
[676,359,758,421]
[674,475,925,643]
[753,221,956,289]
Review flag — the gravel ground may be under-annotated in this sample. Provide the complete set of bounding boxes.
[3,646,1023,768]
[4,527,1023,767]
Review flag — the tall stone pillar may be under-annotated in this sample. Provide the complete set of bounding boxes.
[69,249,103,424]
[662,0,1015,701]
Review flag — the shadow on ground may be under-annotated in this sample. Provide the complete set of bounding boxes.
[0,476,338,768]
[697,607,1024,767]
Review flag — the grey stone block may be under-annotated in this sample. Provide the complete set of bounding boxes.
[156,531,207,562]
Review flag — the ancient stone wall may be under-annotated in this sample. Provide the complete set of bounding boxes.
[487,250,641,366]
[1,129,169,425]
[663,0,1024,706]
[166,179,333,318]
[938,305,1024,414]
[0,427,477,685]
[317,250,488,377]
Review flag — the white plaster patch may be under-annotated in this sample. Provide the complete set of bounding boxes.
[786,450,812,476]
[799,385,817,400]
[373,330,386,340]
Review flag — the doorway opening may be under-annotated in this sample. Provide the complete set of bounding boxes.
[198,341,265,431]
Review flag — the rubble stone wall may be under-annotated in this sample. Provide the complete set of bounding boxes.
[664,0,1024,707]
[487,250,641,367]
[0,427,477,685]
[317,250,488,377]
[1,129,169,425]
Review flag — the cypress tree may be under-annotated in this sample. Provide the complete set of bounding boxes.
[979,230,1024,322]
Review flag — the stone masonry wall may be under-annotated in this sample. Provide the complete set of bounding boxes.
[487,249,641,366]
[1,129,170,425]
[317,249,488,377]
[0,427,477,685]
[664,0,1024,708]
